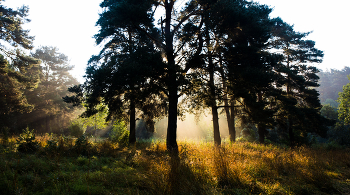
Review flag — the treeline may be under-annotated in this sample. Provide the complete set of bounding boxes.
[0,3,79,134]
[2,1,350,152]
[318,67,350,106]
[316,67,350,146]
[64,0,334,152]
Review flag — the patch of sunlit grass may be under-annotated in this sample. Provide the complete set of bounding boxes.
[1,134,350,194]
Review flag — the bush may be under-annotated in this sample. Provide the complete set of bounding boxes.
[109,120,129,147]
[0,127,10,153]
[69,123,84,138]
[16,127,40,154]
[73,135,91,156]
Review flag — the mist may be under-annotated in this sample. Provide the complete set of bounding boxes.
[151,113,233,141]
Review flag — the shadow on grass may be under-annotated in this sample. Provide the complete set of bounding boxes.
[166,153,211,195]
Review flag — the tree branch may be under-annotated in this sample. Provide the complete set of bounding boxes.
[133,24,165,50]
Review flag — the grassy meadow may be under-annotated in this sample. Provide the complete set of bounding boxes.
[0,134,350,195]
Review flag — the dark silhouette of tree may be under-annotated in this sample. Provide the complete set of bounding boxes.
[70,0,331,150]
[66,0,167,144]
[210,1,278,144]
[338,76,350,125]
[270,18,327,147]
[74,0,208,152]
[179,0,278,144]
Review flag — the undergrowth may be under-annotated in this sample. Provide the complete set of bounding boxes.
[0,134,349,194]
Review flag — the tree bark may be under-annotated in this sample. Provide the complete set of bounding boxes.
[288,117,295,148]
[229,101,236,142]
[206,27,221,146]
[257,92,265,144]
[258,124,265,144]
[164,0,178,153]
[129,100,136,144]
[286,53,295,148]
[219,54,235,142]
[209,64,221,145]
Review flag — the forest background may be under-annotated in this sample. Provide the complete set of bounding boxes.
[2,1,350,194]
[1,0,350,149]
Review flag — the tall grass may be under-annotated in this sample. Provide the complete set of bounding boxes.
[0,135,349,194]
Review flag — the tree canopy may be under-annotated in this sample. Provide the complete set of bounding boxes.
[63,0,328,151]
[0,2,40,131]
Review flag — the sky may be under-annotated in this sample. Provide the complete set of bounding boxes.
[3,0,350,83]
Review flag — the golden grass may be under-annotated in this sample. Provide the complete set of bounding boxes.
[1,135,350,194]
[131,141,350,194]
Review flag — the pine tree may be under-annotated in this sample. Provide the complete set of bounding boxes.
[270,18,327,146]
[17,46,79,133]
[338,76,350,125]
[73,0,167,144]
[0,3,40,132]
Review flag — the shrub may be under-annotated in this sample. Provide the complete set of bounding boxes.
[69,123,84,138]
[16,127,40,154]
[0,126,9,147]
[109,120,129,147]
[0,127,10,153]
[73,135,91,156]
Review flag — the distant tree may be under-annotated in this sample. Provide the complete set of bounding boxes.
[18,46,79,133]
[320,104,338,122]
[0,3,40,132]
[338,76,350,125]
[322,98,339,108]
[318,67,350,104]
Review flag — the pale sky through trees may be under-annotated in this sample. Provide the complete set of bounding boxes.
[3,0,349,83]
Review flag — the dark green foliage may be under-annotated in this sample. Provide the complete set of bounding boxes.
[269,17,327,146]
[326,122,350,146]
[0,126,10,147]
[73,135,92,156]
[0,3,33,49]
[66,0,168,146]
[16,127,39,154]
[60,0,329,150]
[320,104,338,121]
[69,123,84,138]
[0,3,40,132]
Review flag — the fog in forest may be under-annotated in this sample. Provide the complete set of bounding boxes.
[137,113,233,141]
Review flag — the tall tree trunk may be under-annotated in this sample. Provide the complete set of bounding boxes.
[127,27,136,144]
[286,55,295,148]
[229,101,236,142]
[219,54,235,142]
[129,100,136,144]
[223,97,232,140]
[167,87,178,152]
[258,124,265,144]
[210,64,221,145]
[212,102,221,145]
[257,92,265,144]
[288,117,295,148]
[206,27,221,146]
[165,0,178,153]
